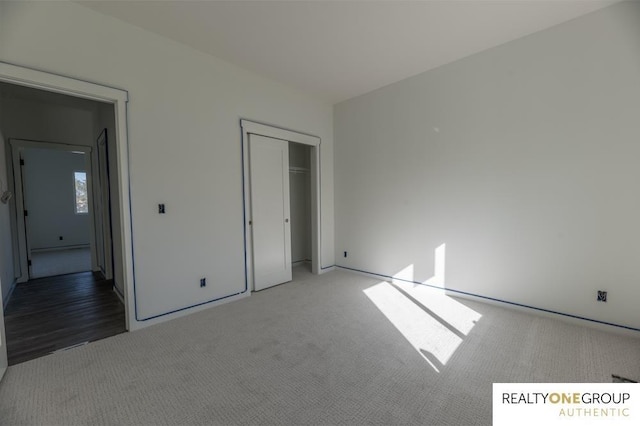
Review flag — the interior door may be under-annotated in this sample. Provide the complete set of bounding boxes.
[249,134,292,291]
[96,129,113,279]
[94,146,106,275]
[19,153,33,278]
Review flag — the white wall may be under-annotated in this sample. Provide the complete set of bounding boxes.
[22,148,90,250]
[335,2,640,331]
[0,129,14,303]
[0,96,95,148]
[289,143,311,263]
[0,0,334,324]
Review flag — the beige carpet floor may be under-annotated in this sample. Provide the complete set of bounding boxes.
[0,267,639,425]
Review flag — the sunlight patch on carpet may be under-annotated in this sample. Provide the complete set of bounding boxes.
[364,280,480,372]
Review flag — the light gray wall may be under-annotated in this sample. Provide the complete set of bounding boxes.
[0,129,14,303]
[0,96,95,148]
[22,148,90,250]
[289,143,311,263]
[0,0,334,324]
[334,2,640,330]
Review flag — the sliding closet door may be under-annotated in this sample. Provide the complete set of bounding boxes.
[249,134,292,291]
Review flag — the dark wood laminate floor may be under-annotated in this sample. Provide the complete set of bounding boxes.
[4,272,126,365]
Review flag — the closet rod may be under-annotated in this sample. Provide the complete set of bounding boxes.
[289,166,309,174]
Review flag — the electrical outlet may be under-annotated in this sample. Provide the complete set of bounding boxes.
[344,251,348,258]
[597,290,607,302]
[158,204,166,214]
[200,278,206,288]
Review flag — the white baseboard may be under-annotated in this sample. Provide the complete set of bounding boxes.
[31,244,90,253]
[113,283,125,305]
[335,265,640,337]
[334,265,382,281]
[447,290,640,338]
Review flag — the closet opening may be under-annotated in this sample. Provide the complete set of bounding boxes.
[241,120,322,292]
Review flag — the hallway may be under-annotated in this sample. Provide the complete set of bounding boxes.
[3,272,125,365]
[30,247,92,279]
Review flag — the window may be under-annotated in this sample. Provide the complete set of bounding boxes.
[74,171,88,214]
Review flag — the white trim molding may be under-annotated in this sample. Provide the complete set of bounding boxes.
[0,61,135,331]
[240,119,323,291]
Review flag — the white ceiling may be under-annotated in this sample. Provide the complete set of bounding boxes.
[78,0,618,104]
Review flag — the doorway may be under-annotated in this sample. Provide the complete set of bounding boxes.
[0,62,134,369]
[12,142,95,280]
[241,120,322,292]
[289,142,312,272]
[0,92,124,365]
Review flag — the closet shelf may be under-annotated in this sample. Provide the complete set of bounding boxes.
[289,166,309,174]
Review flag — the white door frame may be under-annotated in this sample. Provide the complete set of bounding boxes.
[0,61,134,330]
[241,120,321,291]
[10,139,96,281]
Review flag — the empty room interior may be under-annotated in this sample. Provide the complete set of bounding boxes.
[0,1,639,425]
